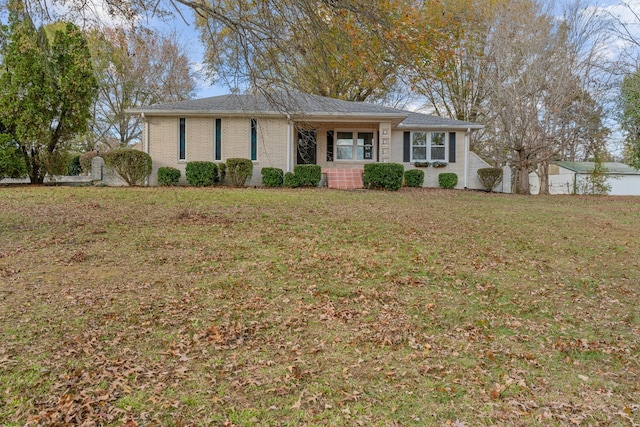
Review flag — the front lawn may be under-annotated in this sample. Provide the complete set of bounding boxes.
[0,187,638,426]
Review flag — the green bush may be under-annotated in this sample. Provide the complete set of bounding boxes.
[404,169,424,188]
[293,165,322,187]
[216,162,227,184]
[79,150,97,174]
[185,161,217,187]
[477,167,503,192]
[67,154,82,176]
[438,172,458,189]
[363,163,404,191]
[103,148,153,186]
[284,171,299,188]
[261,167,284,187]
[226,158,253,186]
[158,166,181,186]
[0,134,27,179]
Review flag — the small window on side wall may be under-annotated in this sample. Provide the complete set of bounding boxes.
[179,118,186,160]
[215,118,222,161]
[250,118,257,161]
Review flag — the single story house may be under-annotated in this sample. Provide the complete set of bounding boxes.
[128,91,488,188]
[529,161,640,195]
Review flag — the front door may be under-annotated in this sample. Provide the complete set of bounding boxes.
[297,130,317,165]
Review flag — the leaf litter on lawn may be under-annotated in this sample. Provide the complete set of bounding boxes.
[0,186,638,426]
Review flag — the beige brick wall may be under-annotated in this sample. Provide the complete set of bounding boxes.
[144,116,486,189]
[146,116,290,186]
[147,116,215,185]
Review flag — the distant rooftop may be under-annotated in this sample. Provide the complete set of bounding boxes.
[556,161,640,175]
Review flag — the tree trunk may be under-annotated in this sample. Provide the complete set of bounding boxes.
[513,150,531,195]
[26,150,45,184]
[538,161,549,195]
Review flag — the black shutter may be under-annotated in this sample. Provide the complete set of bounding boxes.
[377,131,380,161]
[326,131,334,162]
[403,132,410,163]
[449,132,456,163]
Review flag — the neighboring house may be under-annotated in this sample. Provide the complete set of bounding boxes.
[127,91,488,188]
[529,161,640,195]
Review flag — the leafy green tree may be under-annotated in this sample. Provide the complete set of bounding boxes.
[0,134,27,179]
[620,70,640,169]
[0,4,97,184]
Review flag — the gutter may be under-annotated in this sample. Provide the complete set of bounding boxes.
[287,114,292,173]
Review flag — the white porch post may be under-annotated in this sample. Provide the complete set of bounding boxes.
[379,122,391,162]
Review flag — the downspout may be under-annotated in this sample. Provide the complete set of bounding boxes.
[286,114,292,173]
[142,112,150,186]
[464,128,470,189]
[141,113,148,154]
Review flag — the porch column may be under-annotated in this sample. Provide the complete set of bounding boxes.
[379,122,391,162]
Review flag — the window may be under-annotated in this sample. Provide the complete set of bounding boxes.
[412,131,427,161]
[250,118,257,161]
[214,118,222,161]
[334,130,375,161]
[326,131,334,162]
[410,131,447,162]
[178,118,186,160]
[431,132,446,161]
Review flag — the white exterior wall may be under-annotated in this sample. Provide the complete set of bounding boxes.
[530,168,640,196]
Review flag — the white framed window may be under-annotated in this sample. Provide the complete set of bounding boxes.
[411,131,447,162]
[334,130,375,161]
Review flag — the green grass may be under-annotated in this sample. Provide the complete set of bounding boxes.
[0,186,639,426]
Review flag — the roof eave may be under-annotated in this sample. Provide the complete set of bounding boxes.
[397,123,484,130]
[126,109,409,122]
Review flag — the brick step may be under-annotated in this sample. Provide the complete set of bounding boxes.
[322,168,364,189]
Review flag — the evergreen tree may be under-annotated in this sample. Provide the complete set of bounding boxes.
[0,3,97,183]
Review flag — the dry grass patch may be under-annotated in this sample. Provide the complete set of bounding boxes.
[0,186,638,426]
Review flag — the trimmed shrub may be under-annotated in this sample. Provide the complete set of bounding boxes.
[363,163,404,191]
[79,150,97,174]
[67,154,82,176]
[261,167,284,187]
[404,169,424,188]
[158,166,181,186]
[226,158,253,186]
[293,164,322,187]
[103,148,152,186]
[185,161,217,187]
[438,172,458,189]
[477,167,503,192]
[216,162,227,184]
[284,171,299,187]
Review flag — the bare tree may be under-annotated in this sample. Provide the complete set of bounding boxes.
[87,27,196,149]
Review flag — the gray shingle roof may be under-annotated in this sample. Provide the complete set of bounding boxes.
[127,91,483,129]
[556,161,640,174]
[397,112,483,129]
